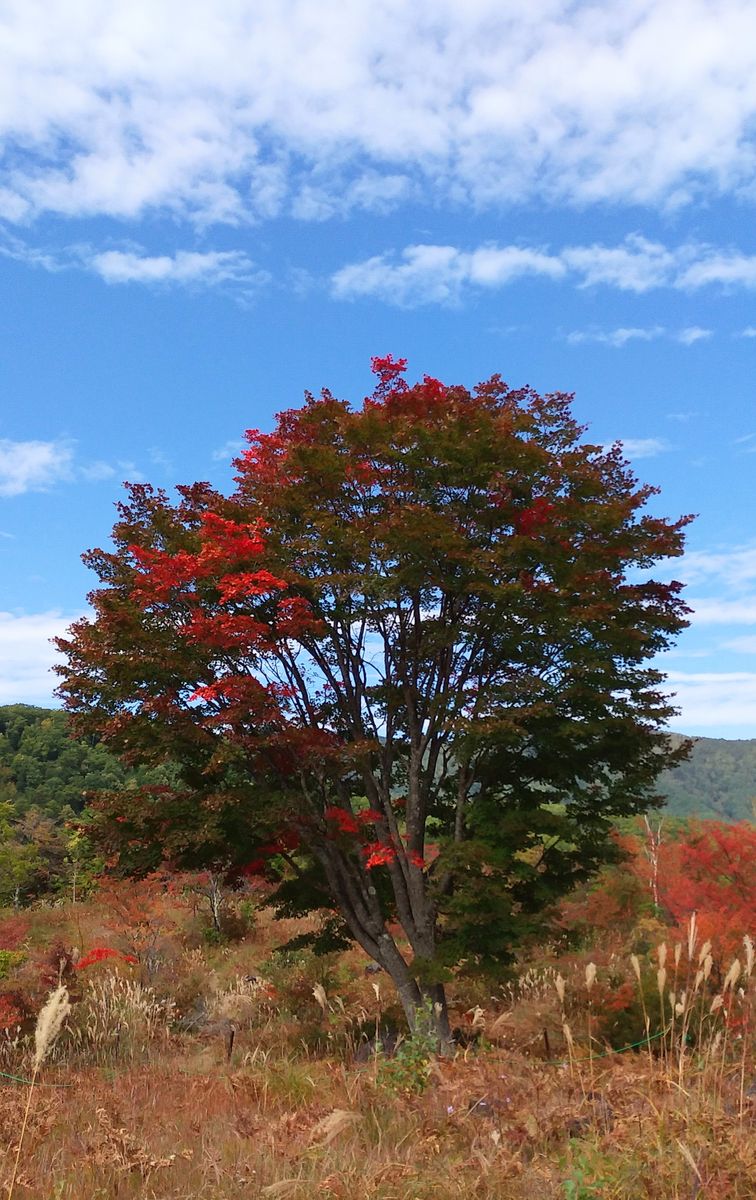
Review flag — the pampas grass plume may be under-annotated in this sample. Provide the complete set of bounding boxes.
[33,985,71,1071]
[744,934,754,979]
[723,959,741,993]
[8,985,71,1200]
[555,973,566,1005]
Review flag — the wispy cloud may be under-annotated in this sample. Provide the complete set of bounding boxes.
[666,671,756,731]
[676,326,712,345]
[682,544,756,589]
[0,438,142,496]
[332,234,756,307]
[687,597,756,625]
[90,248,264,289]
[567,326,664,348]
[2,3,756,224]
[212,439,245,463]
[723,635,756,654]
[0,439,73,497]
[331,242,564,307]
[0,232,266,294]
[78,460,117,483]
[0,610,79,705]
[618,437,668,459]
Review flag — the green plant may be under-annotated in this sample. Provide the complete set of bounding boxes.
[0,949,25,980]
[561,1146,613,1199]
[376,999,439,1094]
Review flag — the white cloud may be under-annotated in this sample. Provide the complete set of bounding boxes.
[678,252,756,289]
[687,596,756,625]
[332,233,756,307]
[2,2,756,225]
[0,231,268,294]
[0,439,140,494]
[561,236,676,292]
[0,439,73,497]
[78,460,117,482]
[723,635,756,653]
[0,610,78,705]
[90,248,263,288]
[331,242,563,307]
[681,545,756,588]
[739,326,756,337]
[676,326,712,345]
[567,326,664,347]
[212,440,245,463]
[618,437,668,459]
[666,671,756,730]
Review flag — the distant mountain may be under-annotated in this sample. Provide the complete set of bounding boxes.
[1,704,753,825]
[657,733,756,823]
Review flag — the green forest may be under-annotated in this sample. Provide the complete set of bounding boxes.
[1,704,754,826]
[0,704,139,819]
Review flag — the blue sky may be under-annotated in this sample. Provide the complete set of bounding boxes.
[1,0,756,736]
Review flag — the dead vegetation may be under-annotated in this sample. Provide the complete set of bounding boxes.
[0,895,752,1198]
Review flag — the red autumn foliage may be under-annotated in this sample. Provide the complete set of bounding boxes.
[76,947,138,971]
[0,991,27,1031]
[656,820,756,954]
[557,819,755,964]
[0,914,30,951]
[362,841,397,869]
[323,806,361,836]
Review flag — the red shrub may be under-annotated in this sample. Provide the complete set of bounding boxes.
[0,990,27,1031]
[0,915,30,951]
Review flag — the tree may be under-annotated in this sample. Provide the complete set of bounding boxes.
[56,356,690,1038]
[656,820,756,958]
[0,802,39,907]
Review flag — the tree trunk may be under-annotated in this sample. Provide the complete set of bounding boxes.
[423,981,453,1047]
[380,952,453,1049]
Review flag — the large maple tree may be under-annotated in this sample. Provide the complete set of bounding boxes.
[56,356,691,1036]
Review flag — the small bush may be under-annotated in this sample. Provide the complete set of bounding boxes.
[0,950,25,982]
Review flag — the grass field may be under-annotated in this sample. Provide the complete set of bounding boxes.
[0,890,753,1198]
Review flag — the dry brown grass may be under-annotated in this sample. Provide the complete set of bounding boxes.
[0,898,752,1198]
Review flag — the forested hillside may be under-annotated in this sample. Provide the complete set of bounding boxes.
[0,705,754,824]
[0,704,139,818]
[657,732,756,822]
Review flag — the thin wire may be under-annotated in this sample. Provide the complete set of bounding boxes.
[541,1027,665,1066]
[0,1068,75,1088]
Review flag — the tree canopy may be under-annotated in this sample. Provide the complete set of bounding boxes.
[56,357,691,1035]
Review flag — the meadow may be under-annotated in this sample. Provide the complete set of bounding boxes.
[0,830,753,1200]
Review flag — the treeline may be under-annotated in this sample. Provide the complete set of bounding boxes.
[0,705,164,905]
[0,704,754,838]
